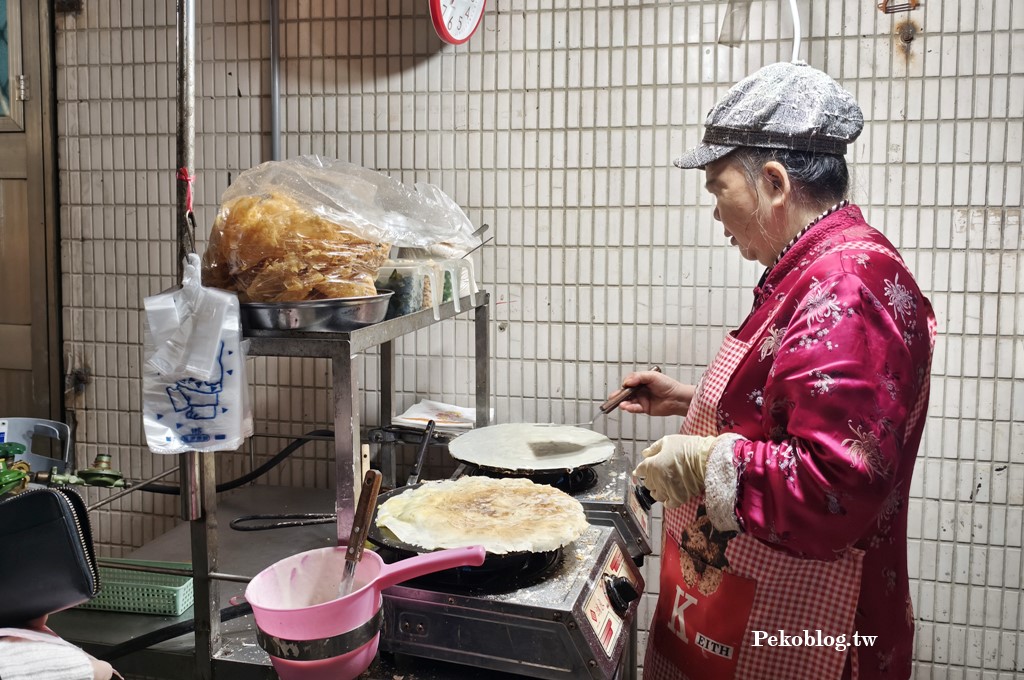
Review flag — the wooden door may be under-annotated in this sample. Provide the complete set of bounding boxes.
[0,0,59,418]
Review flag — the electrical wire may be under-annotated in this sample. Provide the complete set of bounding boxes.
[138,430,334,495]
[788,0,802,62]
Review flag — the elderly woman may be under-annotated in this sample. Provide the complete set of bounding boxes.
[618,61,934,680]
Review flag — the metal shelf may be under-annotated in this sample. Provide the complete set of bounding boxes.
[167,2,491,676]
[186,290,491,678]
[247,292,490,356]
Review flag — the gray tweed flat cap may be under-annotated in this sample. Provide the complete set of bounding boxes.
[675,61,864,169]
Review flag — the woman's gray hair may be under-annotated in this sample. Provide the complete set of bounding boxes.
[730,147,850,210]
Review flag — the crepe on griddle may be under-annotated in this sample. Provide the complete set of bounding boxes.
[375,477,589,554]
[447,423,615,472]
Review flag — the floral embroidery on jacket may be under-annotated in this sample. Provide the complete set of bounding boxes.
[877,487,903,529]
[825,490,846,515]
[810,369,835,396]
[717,407,737,432]
[769,441,798,482]
[877,649,894,673]
[841,421,889,480]
[884,273,916,323]
[877,364,901,401]
[867,288,886,313]
[802,278,842,329]
[758,325,784,360]
[883,567,898,594]
[845,252,870,268]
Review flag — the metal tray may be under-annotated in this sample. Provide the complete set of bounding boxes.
[240,291,394,332]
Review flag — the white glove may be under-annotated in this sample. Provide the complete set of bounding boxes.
[633,435,717,509]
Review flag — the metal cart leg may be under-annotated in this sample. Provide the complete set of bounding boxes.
[183,450,220,680]
[379,340,397,487]
[474,296,490,428]
[332,342,358,544]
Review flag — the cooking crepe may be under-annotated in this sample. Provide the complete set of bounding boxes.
[375,477,589,554]
[448,423,615,471]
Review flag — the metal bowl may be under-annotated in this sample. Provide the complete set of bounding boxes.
[240,291,394,332]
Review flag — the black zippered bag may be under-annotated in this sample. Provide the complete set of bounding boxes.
[0,487,101,626]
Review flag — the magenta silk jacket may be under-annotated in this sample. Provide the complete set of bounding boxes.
[718,205,934,679]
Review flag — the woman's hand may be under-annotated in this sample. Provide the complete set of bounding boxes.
[90,656,121,680]
[25,615,49,631]
[633,434,717,508]
[613,371,696,417]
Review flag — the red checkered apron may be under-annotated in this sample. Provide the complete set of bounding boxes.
[644,241,935,680]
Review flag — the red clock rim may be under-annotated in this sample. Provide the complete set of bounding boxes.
[429,0,486,45]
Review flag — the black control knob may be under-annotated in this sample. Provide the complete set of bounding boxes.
[634,484,655,510]
[605,576,640,617]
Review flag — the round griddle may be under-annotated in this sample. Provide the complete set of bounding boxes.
[446,423,615,474]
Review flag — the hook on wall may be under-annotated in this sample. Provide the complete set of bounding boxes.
[878,0,920,14]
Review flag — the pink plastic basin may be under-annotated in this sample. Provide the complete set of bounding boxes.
[246,545,485,680]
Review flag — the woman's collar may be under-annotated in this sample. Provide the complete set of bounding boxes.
[754,202,859,303]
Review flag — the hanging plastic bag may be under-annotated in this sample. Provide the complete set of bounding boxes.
[142,254,252,454]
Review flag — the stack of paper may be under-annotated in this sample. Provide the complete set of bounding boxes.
[392,400,479,434]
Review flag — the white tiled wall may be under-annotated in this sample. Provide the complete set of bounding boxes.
[55,1,1022,677]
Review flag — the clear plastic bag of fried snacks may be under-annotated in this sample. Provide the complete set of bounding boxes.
[201,156,478,303]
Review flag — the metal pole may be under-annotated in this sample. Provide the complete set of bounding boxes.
[176,0,200,523]
[190,452,221,680]
[180,452,201,522]
[333,344,357,545]
[269,0,281,160]
[85,466,180,511]
[175,1,219,677]
[475,293,491,428]
[174,0,197,533]
[94,559,251,585]
[380,341,396,486]
[175,0,196,276]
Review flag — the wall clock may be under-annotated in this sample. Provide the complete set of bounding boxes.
[429,0,486,45]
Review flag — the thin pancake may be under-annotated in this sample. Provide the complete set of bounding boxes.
[375,477,589,554]
[447,423,615,472]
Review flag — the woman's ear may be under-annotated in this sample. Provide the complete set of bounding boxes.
[761,161,791,208]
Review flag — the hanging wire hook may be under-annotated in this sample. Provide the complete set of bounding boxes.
[787,0,802,62]
[878,0,920,14]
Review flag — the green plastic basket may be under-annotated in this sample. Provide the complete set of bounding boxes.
[77,558,194,616]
